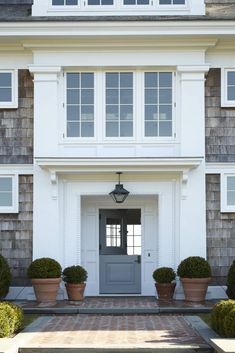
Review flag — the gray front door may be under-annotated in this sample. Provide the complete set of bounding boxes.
[99,209,141,294]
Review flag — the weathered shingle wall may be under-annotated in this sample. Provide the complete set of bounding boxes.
[0,69,33,287]
[0,70,33,164]
[206,69,235,163]
[206,174,235,286]
[0,175,33,286]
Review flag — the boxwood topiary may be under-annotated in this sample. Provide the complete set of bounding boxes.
[224,307,235,338]
[0,254,11,298]
[226,260,235,299]
[0,302,24,338]
[63,265,88,284]
[211,300,235,336]
[27,258,62,279]
[177,256,212,278]
[152,267,176,284]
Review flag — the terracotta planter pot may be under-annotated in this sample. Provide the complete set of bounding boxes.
[31,278,61,304]
[155,283,176,300]
[65,283,86,301]
[181,277,211,302]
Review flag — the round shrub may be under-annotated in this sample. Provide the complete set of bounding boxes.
[211,300,235,336]
[27,258,62,279]
[0,255,11,298]
[63,265,88,284]
[226,260,235,299]
[224,307,235,338]
[152,267,176,283]
[177,256,211,278]
[0,302,24,338]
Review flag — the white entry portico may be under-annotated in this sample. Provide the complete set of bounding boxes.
[33,157,206,297]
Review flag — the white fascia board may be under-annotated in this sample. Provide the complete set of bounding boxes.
[1,21,235,38]
[205,162,235,174]
[0,164,34,175]
[36,157,203,173]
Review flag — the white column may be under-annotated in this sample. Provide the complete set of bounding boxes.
[29,66,61,158]
[178,65,209,157]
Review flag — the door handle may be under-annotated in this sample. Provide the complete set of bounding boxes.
[135,255,141,264]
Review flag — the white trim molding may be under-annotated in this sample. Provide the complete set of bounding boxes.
[0,164,34,175]
[205,162,235,174]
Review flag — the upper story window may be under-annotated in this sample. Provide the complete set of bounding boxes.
[64,70,174,141]
[0,70,18,109]
[221,69,235,107]
[0,175,18,214]
[33,0,205,16]
[66,73,94,138]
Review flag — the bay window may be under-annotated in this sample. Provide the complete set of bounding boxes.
[65,71,174,141]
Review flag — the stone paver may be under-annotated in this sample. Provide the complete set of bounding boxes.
[22,315,211,350]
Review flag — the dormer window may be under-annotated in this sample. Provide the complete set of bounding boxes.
[33,0,204,16]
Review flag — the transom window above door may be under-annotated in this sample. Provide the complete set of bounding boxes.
[64,71,174,140]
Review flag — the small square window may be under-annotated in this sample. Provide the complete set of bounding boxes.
[0,175,18,213]
[0,70,18,109]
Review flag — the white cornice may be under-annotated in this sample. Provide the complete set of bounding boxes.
[206,162,235,174]
[0,164,34,175]
[1,21,235,38]
[36,157,203,173]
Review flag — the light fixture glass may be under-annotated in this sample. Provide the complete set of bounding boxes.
[109,172,130,204]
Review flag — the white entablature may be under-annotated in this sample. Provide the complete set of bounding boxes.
[32,0,205,17]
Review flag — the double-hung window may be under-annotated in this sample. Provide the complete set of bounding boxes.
[221,69,235,107]
[0,175,18,213]
[65,70,174,141]
[0,70,18,109]
[66,73,95,138]
[105,72,133,138]
[221,174,235,213]
[144,72,173,137]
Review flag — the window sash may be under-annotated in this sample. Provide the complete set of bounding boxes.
[0,175,18,213]
[144,72,173,138]
[51,0,186,7]
[66,73,95,138]
[105,72,134,138]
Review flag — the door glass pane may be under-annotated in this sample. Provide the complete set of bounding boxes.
[106,218,121,247]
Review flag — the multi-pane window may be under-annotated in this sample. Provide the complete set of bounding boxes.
[227,71,235,102]
[127,224,141,255]
[106,219,121,247]
[66,73,94,138]
[0,177,12,208]
[144,72,173,137]
[159,0,185,4]
[105,72,133,138]
[123,0,149,5]
[227,176,235,206]
[88,0,113,5]
[52,0,78,5]
[0,72,12,103]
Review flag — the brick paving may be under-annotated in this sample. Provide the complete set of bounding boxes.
[22,296,215,310]
[24,315,210,350]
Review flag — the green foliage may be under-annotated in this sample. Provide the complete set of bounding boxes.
[152,267,176,283]
[0,302,24,338]
[177,256,211,278]
[27,258,62,279]
[226,260,235,299]
[211,300,235,336]
[0,255,11,298]
[63,265,88,284]
[224,308,235,338]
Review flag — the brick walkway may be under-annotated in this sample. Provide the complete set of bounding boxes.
[23,315,211,350]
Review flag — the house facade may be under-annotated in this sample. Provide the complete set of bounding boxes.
[0,0,235,299]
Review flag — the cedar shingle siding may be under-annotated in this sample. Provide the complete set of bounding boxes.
[0,70,33,286]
